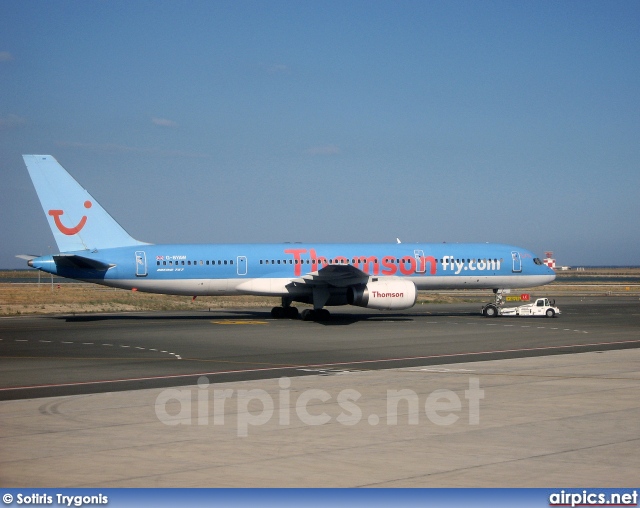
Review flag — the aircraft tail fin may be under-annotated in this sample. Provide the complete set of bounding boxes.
[23,155,146,252]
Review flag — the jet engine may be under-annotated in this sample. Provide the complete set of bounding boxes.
[346,280,417,310]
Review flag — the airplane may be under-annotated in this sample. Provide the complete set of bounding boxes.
[19,155,556,321]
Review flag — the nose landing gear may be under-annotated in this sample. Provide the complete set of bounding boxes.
[482,288,505,318]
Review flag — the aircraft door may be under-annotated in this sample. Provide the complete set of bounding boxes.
[237,256,247,276]
[135,251,148,277]
[511,251,522,273]
[414,250,426,273]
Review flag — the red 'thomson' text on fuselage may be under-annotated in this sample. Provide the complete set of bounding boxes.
[284,248,438,277]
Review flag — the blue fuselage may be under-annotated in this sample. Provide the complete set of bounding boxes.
[31,242,555,299]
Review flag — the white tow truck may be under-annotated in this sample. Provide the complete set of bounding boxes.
[482,296,560,318]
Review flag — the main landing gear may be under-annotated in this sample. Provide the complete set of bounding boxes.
[270,304,299,319]
[270,298,331,321]
[300,308,331,322]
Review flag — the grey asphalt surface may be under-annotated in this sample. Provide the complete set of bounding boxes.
[1,295,640,487]
[1,296,639,400]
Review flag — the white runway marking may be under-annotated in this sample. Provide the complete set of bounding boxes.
[3,338,638,394]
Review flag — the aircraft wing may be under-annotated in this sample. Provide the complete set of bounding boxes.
[291,264,370,288]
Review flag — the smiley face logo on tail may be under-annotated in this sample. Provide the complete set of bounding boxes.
[48,201,92,235]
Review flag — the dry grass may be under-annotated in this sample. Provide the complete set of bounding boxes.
[0,284,282,316]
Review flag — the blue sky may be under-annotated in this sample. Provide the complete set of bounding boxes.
[1,0,639,267]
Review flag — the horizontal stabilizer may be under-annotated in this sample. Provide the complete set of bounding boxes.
[16,254,39,261]
[53,254,114,271]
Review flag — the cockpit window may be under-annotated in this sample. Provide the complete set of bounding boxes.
[533,258,543,265]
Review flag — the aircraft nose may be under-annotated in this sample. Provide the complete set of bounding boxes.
[545,265,556,282]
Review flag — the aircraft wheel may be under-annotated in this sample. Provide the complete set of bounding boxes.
[271,306,285,319]
[316,309,331,321]
[285,306,299,319]
[545,308,555,318]
[301,309,316,321]
[483,305,498,318]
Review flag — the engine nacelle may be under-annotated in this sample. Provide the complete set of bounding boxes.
[347,280,417,310]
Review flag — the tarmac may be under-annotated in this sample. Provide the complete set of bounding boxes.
[1,349,639,487]
[1,296,639,486]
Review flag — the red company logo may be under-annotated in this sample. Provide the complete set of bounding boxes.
[48,201,92,235]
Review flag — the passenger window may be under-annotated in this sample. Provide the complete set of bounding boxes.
[156,261,160,265]
[230,260,233,265]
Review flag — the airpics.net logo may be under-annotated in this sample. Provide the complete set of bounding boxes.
[154,376,484,437]
[549,490,638,507]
